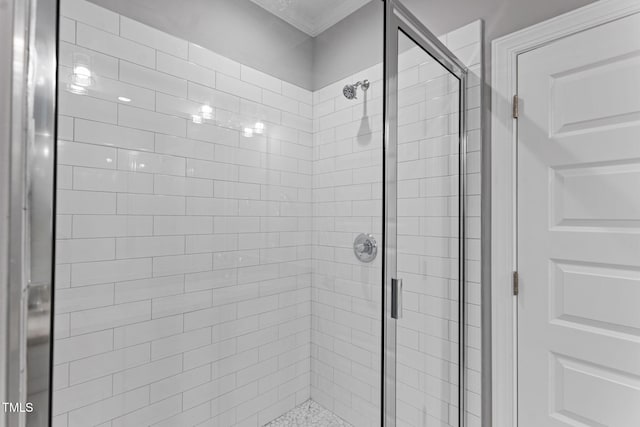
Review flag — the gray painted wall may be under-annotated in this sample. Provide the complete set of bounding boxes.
[402,0,595,42]
[312,0,596,88]
[312,2,383,89]
[87,0,595,90]
[88,0,315,89]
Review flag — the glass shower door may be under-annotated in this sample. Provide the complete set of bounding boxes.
[383,1,467,426]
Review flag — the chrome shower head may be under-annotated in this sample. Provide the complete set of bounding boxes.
[343,84,357,100]
[342,79,370,100]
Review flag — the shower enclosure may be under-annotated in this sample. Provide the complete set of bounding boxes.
[384,3,469,426]
[4,0,481,425]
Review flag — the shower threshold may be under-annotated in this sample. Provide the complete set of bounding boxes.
[263,399,353,427]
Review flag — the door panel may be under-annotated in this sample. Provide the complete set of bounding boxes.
[395,30,461,427]
[518,12,640,427]
[384,1,468,424]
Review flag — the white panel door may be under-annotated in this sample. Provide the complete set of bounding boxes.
[518,12,640,427]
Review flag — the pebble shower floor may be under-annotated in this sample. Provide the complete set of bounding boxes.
[263,400,353,427]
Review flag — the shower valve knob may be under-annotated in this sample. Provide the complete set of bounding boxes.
[354,233,377,263]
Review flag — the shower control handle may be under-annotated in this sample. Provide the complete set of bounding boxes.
[391,278,403,319]
[355,242,371,254]
[353,233,377,262]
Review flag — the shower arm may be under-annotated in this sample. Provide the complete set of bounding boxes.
[342,79,370,100]
[356,80,370,91]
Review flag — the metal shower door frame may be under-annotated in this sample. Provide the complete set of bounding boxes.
[1,0,58,425]
[382,1,468,425]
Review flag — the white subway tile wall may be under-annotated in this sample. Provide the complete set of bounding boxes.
[54,1,482,426]
[310,61,384,427]
[310,21,482,427]
[54,1,313,426]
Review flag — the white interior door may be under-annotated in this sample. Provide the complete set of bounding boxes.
[517,11,640,427]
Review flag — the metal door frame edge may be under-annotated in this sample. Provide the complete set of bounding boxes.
[2,0,58,425]
[382,1,468,425]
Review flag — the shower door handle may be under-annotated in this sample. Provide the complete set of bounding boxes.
[391,278,403,319]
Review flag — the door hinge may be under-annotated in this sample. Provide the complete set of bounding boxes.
[513,271,519,296]
[512,95,519,119]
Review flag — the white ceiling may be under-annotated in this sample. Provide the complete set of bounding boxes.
[250,0,372,36]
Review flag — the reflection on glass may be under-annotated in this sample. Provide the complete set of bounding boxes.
[71,52,93,87]
[200,104,214,119]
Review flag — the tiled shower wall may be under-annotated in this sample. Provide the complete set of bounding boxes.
[310,21,482,427]
[54,1,482,426]
[310,63,384,427]
[53,1,313,426]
